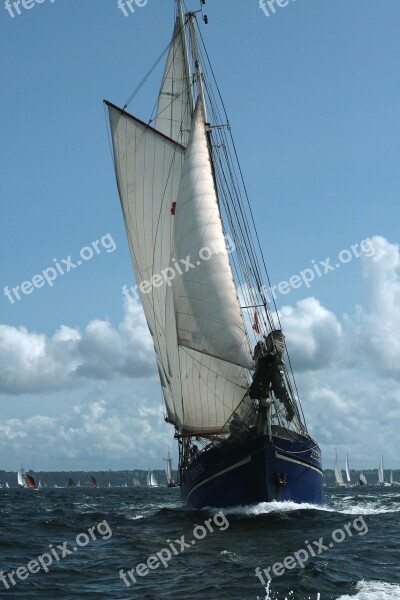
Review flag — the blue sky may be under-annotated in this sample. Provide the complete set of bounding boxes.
[1,0,399,474]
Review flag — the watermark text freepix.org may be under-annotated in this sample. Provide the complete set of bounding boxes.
[255,515,368,585]
[259,0,296,19]
[0,520,112,589]
[122,234,235,303]
[3,233,116,305]
[119,511,229,587]
[262,237,375,303]
[4,0,55,19]
[117,0,148,17]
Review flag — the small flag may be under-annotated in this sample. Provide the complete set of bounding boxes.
[252,311,259,333]
[171,201,177,215]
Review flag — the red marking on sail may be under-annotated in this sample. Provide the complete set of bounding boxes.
[90,474,97,487]
[252,311,260,333]
[170,201,176,215]
[26,474,36,489]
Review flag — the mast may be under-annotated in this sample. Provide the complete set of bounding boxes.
[187,9,207,121]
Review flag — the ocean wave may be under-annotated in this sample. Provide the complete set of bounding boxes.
[336,580,400,599]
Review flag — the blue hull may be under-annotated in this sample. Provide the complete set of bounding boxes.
[181,430,323,509]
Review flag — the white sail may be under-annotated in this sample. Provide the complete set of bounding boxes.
[359,471,367,485]
[5,482,9,489]
[173,100,253,370]
[17,469,26,488]
[390,470,393,484]
[156,5,193,146]
[334,450,344,486]
[147,470,158,487]
[107,101,252,434]
[108,104,185,425]
[378,455,385,484]
[163,452,173,485]
[345,453,351,483]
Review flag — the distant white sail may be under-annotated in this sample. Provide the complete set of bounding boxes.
[359,471,367,485]
[17,468,27,488]
[163,451,174,485]
[390,470,393,484]
[334,450,344,486]
[378,455,385,484]
[147,470,158,488]
[345,453,351,483]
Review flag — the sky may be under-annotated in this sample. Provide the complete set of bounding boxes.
[1,0,399,474]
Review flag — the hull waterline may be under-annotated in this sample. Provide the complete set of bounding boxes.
[181,429,323,509]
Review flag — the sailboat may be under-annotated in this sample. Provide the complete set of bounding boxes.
[105,0,323,509]
[90,474,97,488]
[334,450,345,487]
[359,470,367,486]
[390,471,395,486]
[17,467,37,489]
[67,477,76,487]
[133,478,141,487]
[164,450,177,487]
[146,470,158,488]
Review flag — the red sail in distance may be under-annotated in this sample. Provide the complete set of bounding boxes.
[90,474,97,487]
[26,474,37,489]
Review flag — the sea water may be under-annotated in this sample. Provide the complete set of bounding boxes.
[0,485,399,599]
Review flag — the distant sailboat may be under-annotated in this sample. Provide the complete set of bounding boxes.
[390,471,394,486]
[38,481,42,489]
[334,450,345,486]
[108,482,112,488]
[43,479,48,488]
[124,482,128,488]
[90,474,97,488]
[359,471,367,486]
[147,470,158,488]
[18,467,37,489]
[67,478,76,487]
[163,450,177,487]
[377,455,385,485]
[345,453,351,485]
[5,482,10,489]
[133,478,141,487]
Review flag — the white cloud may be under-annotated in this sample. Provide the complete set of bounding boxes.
[0,388,173,470]
[351,236,400,378]
[276,297,343,371]
[0,300,156,395]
